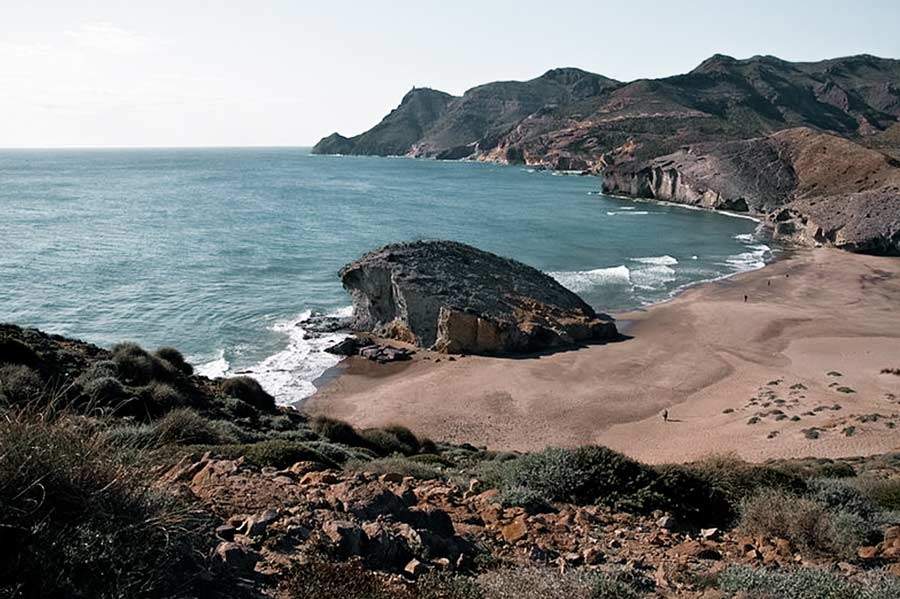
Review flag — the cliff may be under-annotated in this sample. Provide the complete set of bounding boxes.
[602,128,900,254]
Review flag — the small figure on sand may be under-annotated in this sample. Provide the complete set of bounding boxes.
[662,409,669,423]
[744,294,748,302]
[767,280,771,287]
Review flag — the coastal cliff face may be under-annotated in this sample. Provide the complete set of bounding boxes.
[601,128,900,254]
[339,240,617,355]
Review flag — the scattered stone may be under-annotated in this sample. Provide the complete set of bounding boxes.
[213,542,259,572]
[322,520,367,556]
[238,509,279,537]
[215,524,236,542]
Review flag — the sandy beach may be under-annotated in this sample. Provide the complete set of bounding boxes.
[305,249,900,463]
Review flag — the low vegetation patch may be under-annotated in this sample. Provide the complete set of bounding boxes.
[0,408,215,597]
[717,565,900,599]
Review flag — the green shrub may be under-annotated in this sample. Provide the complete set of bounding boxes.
[687,454,807,506]
[154,346,193,375]
[311,415,365,446]
[476,566,640,599]
[219,376,275,412]
[853,477,900,511]
[481,446,651,507]
[360,427,417,455]
[214,440,338,469]
[111,342,173,385]
[141,381,187,412]
[717,565,900,599]
[305,440,374,464]
[217,395,259,419]
[278,560,411,599]
[0,363,43,405]
[345,455,444,480]
[270,428,318,443]
[81,375,127,407]
[154,408,237,446]
[770,457,857,479]
[101,422,160,448]
[0,335,39,367]
[809,478,879,520]
[738,489,871,557]
[0,410,214,597]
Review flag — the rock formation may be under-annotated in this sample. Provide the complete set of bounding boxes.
[339,241,618,355]
[601,128,900,255]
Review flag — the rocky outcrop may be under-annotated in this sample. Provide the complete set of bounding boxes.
[602,128,900,255]
[339,241,618,355]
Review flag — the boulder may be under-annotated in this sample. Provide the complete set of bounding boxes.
[322,520,367,556]
[340,241,618,355]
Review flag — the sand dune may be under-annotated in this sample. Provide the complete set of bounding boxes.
[306,249,900,463]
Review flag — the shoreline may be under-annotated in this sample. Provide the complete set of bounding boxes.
[305,248,900,463]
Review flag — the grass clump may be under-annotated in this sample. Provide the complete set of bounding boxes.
[219,376,275,412]
[852,476,900,511]
[154,346,193,375]
[0,364,43,405]
[717,565,900,599]
[214,439,338,469]
[311,415,365,446]
[0,409,214,597]
[154,408,240,446]
[110,341,174,386]
[476,566,640,599]
[345,455,444,480]
[738,482,884,558]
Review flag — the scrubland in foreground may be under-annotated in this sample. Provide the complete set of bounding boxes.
[1,323,900,597]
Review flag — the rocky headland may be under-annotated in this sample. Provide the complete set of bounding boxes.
[339,240,618,355]
[314,54,900,255]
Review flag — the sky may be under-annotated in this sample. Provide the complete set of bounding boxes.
[2,0,899,148]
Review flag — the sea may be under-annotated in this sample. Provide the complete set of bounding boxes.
[0,148,772,404]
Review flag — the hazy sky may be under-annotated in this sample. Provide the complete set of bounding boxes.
[3,1,899,147]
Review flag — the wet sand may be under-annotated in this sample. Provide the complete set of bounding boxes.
[305,249,900,463]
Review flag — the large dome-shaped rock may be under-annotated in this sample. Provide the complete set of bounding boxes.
[339,241,618,355]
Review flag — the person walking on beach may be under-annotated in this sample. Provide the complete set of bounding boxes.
[744,294,748,303]
[662,409,669,423]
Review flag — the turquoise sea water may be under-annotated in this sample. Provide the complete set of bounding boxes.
[0,148,770,402]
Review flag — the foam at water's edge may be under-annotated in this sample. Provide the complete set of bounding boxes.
[194,307,352,406]
[549,265,632,293]
[631,255,678,266]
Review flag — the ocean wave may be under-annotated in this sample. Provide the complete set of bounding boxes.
[195,349,230,379]
[606,210,650,216]
[734,233,755,243]
[550,265,631,293]
[631,264,677,290]
[724,243,772,272]
[195,306,353,406]
[631,255,678,266]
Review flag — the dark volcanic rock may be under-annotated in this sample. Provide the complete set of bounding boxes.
[339,241,618,355]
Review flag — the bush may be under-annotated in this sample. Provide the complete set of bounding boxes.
[476,566,640,599]
[345,456,444,480]
[717,565,900,599]
[111,342,173,385]
[154,408,238,446]
[360,427,418,455]
[0,336,39,367]
[217,395,259,419]
[214,440,338,469]
[311,415,365,446]
[687,454,808,506]
[141,381,187,413]
[809,478,879,520]
[481,446,651,508]
[0,364,43,405]
[278,560,412,599]
[100,422,160,448]
[219,376,275,412]
[738,489,873,557]
[81,375,127,407]
[0,410,214,597]
[154,346,193,375]
[853,477,900,511]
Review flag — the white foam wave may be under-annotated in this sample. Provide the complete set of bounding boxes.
[724,243,772,272]
[631,264,677,290]
[606,210,650,216]
[200,306,354,406]
[631,255,678,266]
[550,265,631,293]
[195,349,230,379]
[734,233,754,243]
